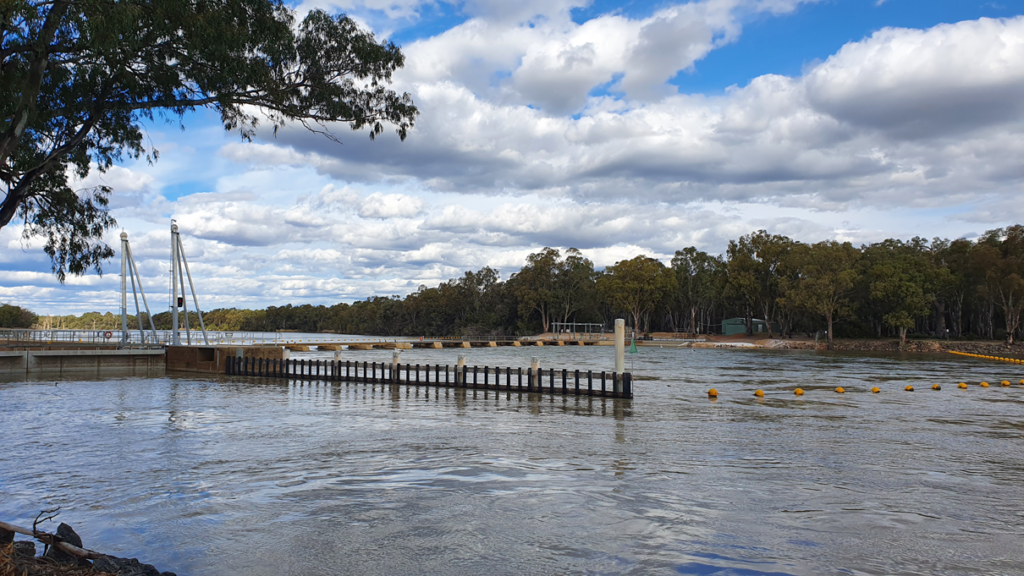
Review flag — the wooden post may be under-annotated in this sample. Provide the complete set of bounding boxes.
[518,367,523,391]
[362,361,368,383]
[562,369,567,393]
[549,367,555,393]
[456,355,466,387]
[415,363,420,385]
[446,364,450,385]
[507,367,512,389]
[624,372,632,398]
[575,369,580,394]
[530,357,539,392]
[345,360,351,380]
[462,365,468,388]
[601,371,606,394]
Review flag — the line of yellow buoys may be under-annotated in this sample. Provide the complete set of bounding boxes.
[707,378,1024,398]
[948,350,1023,363]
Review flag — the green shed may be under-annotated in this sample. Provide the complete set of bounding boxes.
[722,318,771,336]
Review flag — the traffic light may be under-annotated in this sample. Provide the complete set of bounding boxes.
[177,297,184,307]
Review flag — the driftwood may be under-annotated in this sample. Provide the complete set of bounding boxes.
[0,520,104,560]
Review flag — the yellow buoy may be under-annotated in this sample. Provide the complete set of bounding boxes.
[1002,380,1010,386]
[932,384,941,390]
[870,387,880,393]
[794,388,804,396]
[835,387,845,394]
[708,388,718,398]
[904,385,914,392]
[753,389,764,397]
[1019,379,1024,385]
[958,382,968,389]
[980,381,990,388]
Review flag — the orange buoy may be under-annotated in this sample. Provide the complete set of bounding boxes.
[870,387,880,393]
[708,388,718,398]
[794,388,804,396]
[958,382,968,389]
[835,387,845,394]
[753,389,764,397]
[1002,380,1010,387]
[980,381,990,388]
[904,385,914,392]
[932,384,941,390]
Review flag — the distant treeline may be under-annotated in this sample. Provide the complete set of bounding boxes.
[7,225,1024,349]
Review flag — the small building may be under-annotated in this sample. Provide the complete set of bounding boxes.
[722,318,772,336]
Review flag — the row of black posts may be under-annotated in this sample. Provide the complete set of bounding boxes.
[226,356,633,398]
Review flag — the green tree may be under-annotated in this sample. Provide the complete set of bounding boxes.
[976,226,1024,344]
[725,230,793,337]
[0,303,36,327]
[785,241,860,350]
[554,248,596,327]
[512,247,559,332]
[864,239,936,347]
[597,255,677,333]
[671,247,723,337]
[1,1,417,281]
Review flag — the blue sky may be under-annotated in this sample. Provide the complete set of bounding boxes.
[3,0,1024,314]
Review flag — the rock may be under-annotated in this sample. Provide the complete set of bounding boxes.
[13,540,36,558]
[42,523,91,567]
[93,555,173,576]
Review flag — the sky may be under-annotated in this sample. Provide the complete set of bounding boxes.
[3,0,1024,316]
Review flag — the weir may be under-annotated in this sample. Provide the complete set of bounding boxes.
[225,356,634,399]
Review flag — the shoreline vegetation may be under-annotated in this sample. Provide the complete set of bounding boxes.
[5,227,1024,352]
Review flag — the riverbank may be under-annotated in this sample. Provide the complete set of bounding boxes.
[636,332,1023,355]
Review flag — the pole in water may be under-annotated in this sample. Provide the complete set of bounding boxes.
[614,319,625,395]
[530,357,540,391]
[392,351,401,383]
[457,354,467,387]
[170,222,180,346]
[120,231,129,345]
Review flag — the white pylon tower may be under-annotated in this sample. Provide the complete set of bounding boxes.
[170,221,209,346]
[119,231,158,345]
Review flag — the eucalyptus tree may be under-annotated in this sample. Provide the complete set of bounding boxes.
[597,255,677,333]
[863,238,937,346]
[976,226,1024,344]
[725,230,793,337]
[1,1,417,281]
[671,247,723,337]
[785,240,860,350]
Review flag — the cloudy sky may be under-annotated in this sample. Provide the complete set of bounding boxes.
[3,0,1024,315]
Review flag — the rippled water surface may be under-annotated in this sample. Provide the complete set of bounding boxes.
[2,347,1023,575]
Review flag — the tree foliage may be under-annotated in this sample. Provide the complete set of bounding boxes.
[1,0,417,281]
[24,226,1024,344]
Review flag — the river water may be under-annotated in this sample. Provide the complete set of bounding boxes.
[2,347,1023,575]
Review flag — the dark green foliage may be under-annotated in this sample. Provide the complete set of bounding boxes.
[0,303,36,327]
[1,0,417,281]
[29,226,1024,342]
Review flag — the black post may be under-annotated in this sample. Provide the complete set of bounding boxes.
[372,362,377,383]
[473,366,478,388]
[363,361,368,383]
[446,365,450,385]
[507,367,512,389]
[518,367,523,391]
[416,364,421,385]
[549,367,555,393]
[601,371,606,394]
[624,373,632,398]
[435,364,440,385]
[575,369,580,394]
[346,360,351,380]
[483,367,489,387]
[562,369,567,394]
[462,365,468,388]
